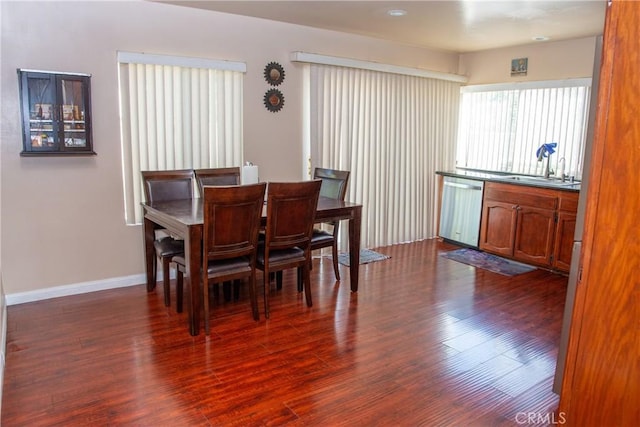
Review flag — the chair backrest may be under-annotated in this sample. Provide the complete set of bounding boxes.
[202,183,267,263]
[313,167,350,201]
[195,167,241,196]
[141,170,194,203]
[264,180,322,251]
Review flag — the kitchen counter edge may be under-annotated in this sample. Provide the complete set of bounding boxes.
[436,170,580,192]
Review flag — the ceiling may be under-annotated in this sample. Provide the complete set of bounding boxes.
[157,1,606,53]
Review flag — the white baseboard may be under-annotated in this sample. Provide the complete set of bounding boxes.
[5,273,149,306]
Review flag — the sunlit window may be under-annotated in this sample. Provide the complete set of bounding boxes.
[117,52,245,224]
[456,80,591,179]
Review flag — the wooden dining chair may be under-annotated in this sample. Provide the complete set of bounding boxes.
[195,167,242,300]
[257,180,322,318]
[141,169,194,309]
[173,182,267,334]
[194,167,241,197]
[310,167,351,281]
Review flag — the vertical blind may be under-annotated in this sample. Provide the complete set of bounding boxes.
[307,64,461,249]
[118,52,245,224]
[457,81,591,179]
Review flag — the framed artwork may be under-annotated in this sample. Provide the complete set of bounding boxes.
[511,58,528,76]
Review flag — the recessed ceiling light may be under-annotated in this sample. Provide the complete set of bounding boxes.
[533,36,550,42]
[387,9,407,17]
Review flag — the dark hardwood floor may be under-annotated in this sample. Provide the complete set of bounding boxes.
[3,239,568,426]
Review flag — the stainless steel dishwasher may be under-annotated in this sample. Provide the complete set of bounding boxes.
[439,176,484,248]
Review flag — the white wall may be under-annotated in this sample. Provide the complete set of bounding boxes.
[459,37,598,85]
[0,0,460,298]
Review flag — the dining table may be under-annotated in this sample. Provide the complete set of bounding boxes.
[142,196,363,335]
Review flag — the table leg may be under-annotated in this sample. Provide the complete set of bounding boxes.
[143,216,156,291]
[186,225,203,336]
[348,205,362,292]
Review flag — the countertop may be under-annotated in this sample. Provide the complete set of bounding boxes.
[436,169,581,192]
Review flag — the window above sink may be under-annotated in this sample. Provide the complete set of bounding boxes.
[456,79,592,181]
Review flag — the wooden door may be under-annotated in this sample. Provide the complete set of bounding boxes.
[479,200,516,256]
[558,1,640,424]
[513,206,555,266]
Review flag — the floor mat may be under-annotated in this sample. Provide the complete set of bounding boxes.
[440,248,537,276]
[337,249,391,267]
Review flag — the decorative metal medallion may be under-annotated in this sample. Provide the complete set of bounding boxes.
[263,89,284,112]
[264,62,285,86]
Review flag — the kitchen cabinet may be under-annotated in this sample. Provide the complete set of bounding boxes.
[513,204,556,266]
[479,181,575,271]
[18,69,95,156]
[552,192,579,271]
[479,199,517,256]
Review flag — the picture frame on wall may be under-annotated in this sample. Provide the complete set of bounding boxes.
[511,58,528,76]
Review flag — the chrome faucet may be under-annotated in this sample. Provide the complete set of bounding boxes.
[545,155,553,179]
[537,147,552,178]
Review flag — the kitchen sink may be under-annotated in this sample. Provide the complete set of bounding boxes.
[497,175,581,187]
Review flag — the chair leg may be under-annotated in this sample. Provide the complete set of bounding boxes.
[248,272,259,321]
[204,277,211,335]
[303,262,313,307]
[176,269,184,313]
[263,270,270,319]
[162,257,171,307]
[332,243,341,280]
[297,268,303,292]
[233,279,241,300]
[276,271,283,290]
[149,256,158,291]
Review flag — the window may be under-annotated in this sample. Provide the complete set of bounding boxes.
[456,79,591,179]
[302,58,463,249]
[118,52,245,224]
